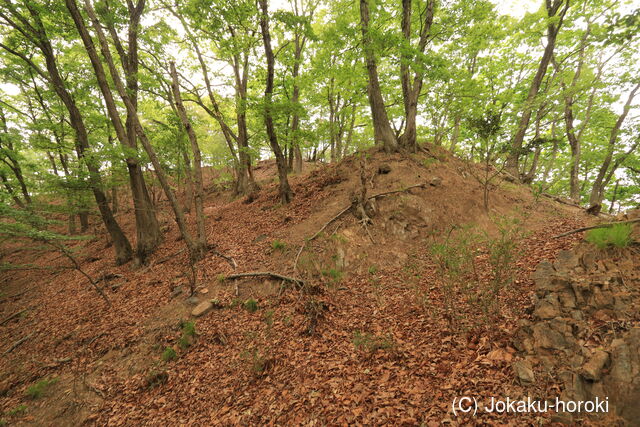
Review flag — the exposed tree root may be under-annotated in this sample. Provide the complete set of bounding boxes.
[293,182,427,271]
[4,333,34,355]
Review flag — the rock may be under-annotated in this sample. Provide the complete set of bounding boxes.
[554,250,580,271]
[191,300,213,317]
[580,350,609,381]
[377,164,391,174]
[532,322,570,350]
[512,360,535,383]
[429,176,442,187]
[534,300,560,319]
[186,296,199,305]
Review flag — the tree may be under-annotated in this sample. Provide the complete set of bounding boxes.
[505,0,570,178]
[359,0,397,153]
[259,0,293,204]
[0,0,133,264]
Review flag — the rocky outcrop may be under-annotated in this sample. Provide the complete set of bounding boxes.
[514,214,640,424]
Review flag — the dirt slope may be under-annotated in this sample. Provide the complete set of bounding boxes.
[0,146,591,425]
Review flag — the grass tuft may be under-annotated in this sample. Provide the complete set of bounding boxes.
[586,223,632,249]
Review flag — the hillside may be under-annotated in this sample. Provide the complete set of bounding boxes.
[0,147,607,425]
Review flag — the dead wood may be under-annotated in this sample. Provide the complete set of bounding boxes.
[552,219,640,238]
[223,272,305,286]
[1,308,27,325]
[4,333,34,354]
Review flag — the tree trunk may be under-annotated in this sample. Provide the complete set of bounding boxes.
[70,0,200,261]
[588,82,640,206]
[505,0,569,177]
[259,0,293,204]
[99,0,162,263]
[398,0,434,152]
[170,61,207,257]
[359,0,397,153]
[28,11,133,264]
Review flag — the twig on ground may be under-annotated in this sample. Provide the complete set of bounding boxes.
[552,219,640,239]
[222,272,305,287]
[4,333,34,354]
[1,308,27,325]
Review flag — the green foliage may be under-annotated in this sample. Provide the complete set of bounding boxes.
[321,268,343,282]
[244,298,259,313]
[161,347,177,362]
[177,321,196,350]
[586,224,633,249]
[239,348,271,375]
[353,331,394,353]
[271,239,286,250]
[6,404,27,416]
[25,377,58,399]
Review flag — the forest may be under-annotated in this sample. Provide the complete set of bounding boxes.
[0,0,639,425]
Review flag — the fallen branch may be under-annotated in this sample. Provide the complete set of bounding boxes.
[3,333,34,354]
[293,183,427,271]
[552,219,640,239]
[1,308,27,325]
[0,288,31,302]
[211,249,237,269]
[542,193,582,208]
[222,272,305,286]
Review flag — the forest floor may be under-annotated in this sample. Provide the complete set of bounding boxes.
[0,145,597,426]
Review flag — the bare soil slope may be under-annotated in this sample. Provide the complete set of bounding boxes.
[0,146,591,425]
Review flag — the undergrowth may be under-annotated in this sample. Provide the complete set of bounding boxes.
[586,224,632,249]
[25,377,58,399]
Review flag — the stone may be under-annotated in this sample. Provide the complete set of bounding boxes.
[554,250,580,271]
[429,176,442,187]
[535,300,560,320]
[580,350,609,381]
[532,322,569,350]
[186,296,199,305]
[191,300,213,317]
[512,360,535,383]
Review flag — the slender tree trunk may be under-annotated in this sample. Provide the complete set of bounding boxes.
[609,180,619,214]
[29,19,133,264]
[99,0,161,263]
[0,172,25,208]
[398,0,434,151]
[259,0,293,204]
[359,0,397,153]
[170,61,207,257]
[588,82,640,206]
[70,0,200,261]
[505,0,569,177]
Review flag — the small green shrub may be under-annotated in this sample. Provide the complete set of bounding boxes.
[271,239,286,250]
[321,268,343,282]
[7,404,27,416]
[25,378,58,399]
[240,348,272,375]
[161,347,177,362]
[368,265,378,275]
[353,331,394,353]
[244,298,259,313]
[586,224,632,249]
[181,321,196,337]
